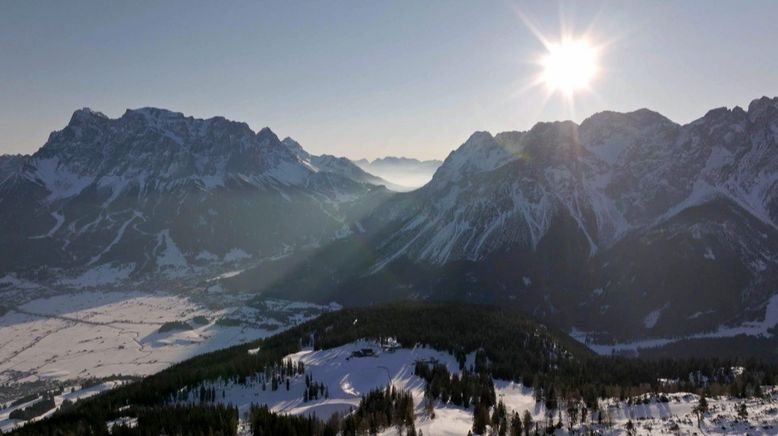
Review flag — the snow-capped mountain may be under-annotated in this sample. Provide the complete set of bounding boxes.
[281,137,395,189]
[0,108,391,286]
[354,156,442,190]
[266,97,778,341]
[371,110,683,264]
[5,98,778,342]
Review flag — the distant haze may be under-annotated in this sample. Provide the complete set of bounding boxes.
[354,157,442,190]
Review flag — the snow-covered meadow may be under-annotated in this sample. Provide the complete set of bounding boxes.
[178,340,478,435]
[0,290,336,401]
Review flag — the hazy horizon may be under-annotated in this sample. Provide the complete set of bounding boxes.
[2,1,778,160]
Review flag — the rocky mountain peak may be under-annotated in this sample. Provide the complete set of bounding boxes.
[68,107,108,124]
[493,131,525,150]
[122,107,185,121]
[256,126,279,142]
[429,131,514,187]
[747,96,778,117]
[580,108,675,133]
[281,137,307,158]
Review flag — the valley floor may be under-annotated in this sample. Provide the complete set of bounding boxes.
[0,289,337,431]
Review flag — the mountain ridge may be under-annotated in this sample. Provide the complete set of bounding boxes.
[3,98,778,343]
[0,107,394,286]
[249,96,778,342]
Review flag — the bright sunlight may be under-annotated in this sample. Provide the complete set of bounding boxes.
[541,38,599,96]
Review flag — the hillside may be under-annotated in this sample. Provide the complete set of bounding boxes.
[7,301,778,435]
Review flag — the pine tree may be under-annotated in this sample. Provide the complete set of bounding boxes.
[522,410,532,436]
[510,411,522,436]
[492,400,507,428]
[693,393,708,428]
[737,402,748,420]
[425,395,435,419]
[545,385,557,411]
[626,419,635,435]
[473,402,489,434]
[566,399,578,431]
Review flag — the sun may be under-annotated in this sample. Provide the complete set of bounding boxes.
[541,38,599,96]
[511,6,610,115]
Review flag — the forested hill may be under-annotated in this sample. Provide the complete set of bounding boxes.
[10,302,778,435]
[10,302,584,435]
[305,301,594,367]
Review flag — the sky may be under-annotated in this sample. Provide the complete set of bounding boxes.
[1,1,777,161]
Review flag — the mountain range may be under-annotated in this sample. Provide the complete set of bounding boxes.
[0,108,391,287]
[231,97,778,342]
[2,98,778,344]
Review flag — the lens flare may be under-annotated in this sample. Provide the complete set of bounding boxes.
[541,39,598,96]
[508,5,613,118]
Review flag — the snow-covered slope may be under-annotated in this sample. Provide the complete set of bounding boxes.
[180,340,778,436]
[0,108,392,285]
[373,99,778,263]
[281,137,396,189]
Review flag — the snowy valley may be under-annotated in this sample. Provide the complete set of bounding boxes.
[0,288,336,432]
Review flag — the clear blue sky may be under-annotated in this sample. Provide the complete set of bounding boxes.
[1,1,777,160]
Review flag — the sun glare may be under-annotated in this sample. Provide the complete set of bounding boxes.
[541,39,598,96]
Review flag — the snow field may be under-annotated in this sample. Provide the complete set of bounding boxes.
[0,291,330,386]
